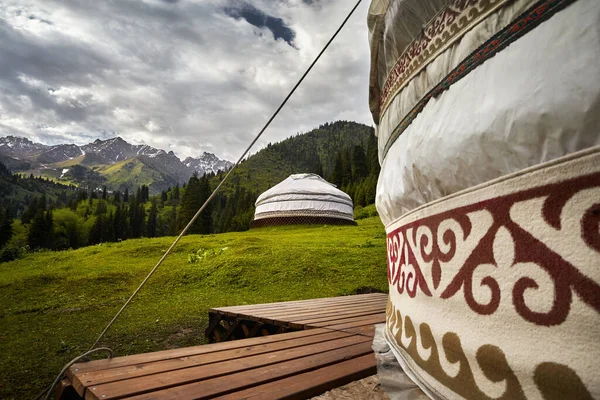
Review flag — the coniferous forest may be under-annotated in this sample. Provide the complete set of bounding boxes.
[0,121,379,262]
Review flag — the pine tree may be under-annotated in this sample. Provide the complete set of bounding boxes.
[156,215,165,237]
[179,173,203,234]
[89,215,104,245]
[146,199,158,238]
[21,197,39,224]
[168,205,178,235]
[0,206,13,248]
[140,185,149,203]
[329,153,344,188]
[95,200,107,215]
[104,212,115,242]
[341,149,352,186]
[113,204,127,241]
[39,194,47,212]
[198,174,213,234]
[28,210,53,249]
[129,191,145,238]
[352,145,368,180]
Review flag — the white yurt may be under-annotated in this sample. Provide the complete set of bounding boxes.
[368,0,600,398]
[251,173,355,228]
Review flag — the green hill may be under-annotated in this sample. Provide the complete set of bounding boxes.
[101,154,194,194]
[102,157,166,191]
[0,214,387,399]
[215,120,374,196]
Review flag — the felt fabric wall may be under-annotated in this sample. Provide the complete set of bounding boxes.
[383,147,600,399]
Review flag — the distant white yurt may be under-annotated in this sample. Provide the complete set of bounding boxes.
[251,173,355,228]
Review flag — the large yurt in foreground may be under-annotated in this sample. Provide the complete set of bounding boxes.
[368,0,600,398]
[251,173,355,228]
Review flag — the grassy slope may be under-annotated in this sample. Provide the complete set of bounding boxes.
[0,215,387,399]
[100,157,159,189]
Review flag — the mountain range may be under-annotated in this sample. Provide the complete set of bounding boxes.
[0,135,233,194]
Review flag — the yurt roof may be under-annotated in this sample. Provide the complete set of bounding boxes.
[255,173,352,207]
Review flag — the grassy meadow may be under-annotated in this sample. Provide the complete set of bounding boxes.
[0,209,387,399]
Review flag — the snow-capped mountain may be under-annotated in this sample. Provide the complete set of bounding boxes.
[80,137,169,164]
[0,136,48,158]
[0,135,231,171]
[184,153,233,175]
[37,144,85,163]
[0,135,233,193]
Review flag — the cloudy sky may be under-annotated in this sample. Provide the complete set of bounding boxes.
[0,0,373,161]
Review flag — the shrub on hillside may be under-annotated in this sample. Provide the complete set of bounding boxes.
[354,205,378,220]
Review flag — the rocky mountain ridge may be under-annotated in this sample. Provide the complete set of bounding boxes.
[0,135,233,194]
[0,135,232,174]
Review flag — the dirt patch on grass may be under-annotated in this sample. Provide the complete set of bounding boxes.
[163,327,198,349]
[311,375,389,400]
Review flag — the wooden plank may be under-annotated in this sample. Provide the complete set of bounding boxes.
[292,309,384,325]
[213,293,385,311]
[213,297,386,318]
[238,299,387,319]
[212,353,376,400]
[268,302,386,321]
[290,307,385,325]
[333,324,377,337]
[120,341,374,400]
[311,314,386,330]
[212,293,386,313]
[212,300,386,328]
[84,336,372,399]
[69,328,336,376]
[72,330,358,393]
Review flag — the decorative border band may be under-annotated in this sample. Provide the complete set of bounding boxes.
[378,0,511,119]
[381,0,578,161]
[254,209,354,220]
[386,170,600,326]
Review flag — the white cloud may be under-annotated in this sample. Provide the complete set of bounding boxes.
[0,0,373,161]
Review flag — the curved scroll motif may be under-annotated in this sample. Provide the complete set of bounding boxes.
[387,303,527,399]
[386,172,600,325]
[386,303,594,399]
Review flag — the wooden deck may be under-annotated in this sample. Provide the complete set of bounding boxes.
[61,293,387,400]
[206,293,387,342]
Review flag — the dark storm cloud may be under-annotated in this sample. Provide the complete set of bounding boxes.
[224,2,296,47]
[0,19,111,86]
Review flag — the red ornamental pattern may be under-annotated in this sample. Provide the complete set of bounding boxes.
[386,172,600,326]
